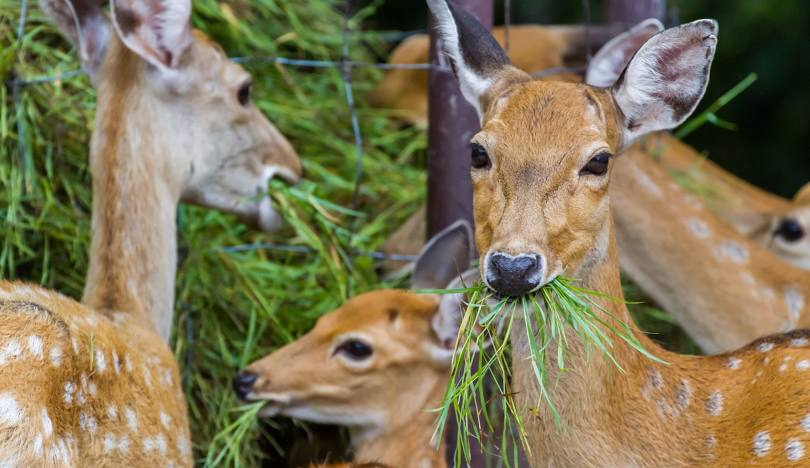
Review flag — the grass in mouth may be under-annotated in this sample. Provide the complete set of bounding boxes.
[432,277,664,467]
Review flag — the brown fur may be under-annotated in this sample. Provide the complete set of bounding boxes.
[243,291,449,468]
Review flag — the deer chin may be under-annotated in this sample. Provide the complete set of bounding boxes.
[257,196,284,233]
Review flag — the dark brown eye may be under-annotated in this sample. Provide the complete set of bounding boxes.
[775,218,804,242]
[580,152,612,176]
[334,340,373,360]
[237,81,252,106]
[470,143,491,170]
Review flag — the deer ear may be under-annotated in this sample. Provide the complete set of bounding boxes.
[794,182,810,205]
[611,19,718,145]
[110,0,193,70]
[426,268,481,365]
[40,0,112,75]
[411,219,474,290]
[426,0,525,118]
[585,18,664,87]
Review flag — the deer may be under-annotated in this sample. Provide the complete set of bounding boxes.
[373,20,810,273]
[428,1,810,465]
[233,221,479,468]
[0,0,300,465]
[378,19,810,355]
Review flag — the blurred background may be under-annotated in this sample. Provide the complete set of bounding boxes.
[364,0,810,198]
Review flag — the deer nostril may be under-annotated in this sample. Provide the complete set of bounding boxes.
[486,252,544,297]
[233,371,259,400]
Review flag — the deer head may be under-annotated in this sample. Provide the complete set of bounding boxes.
[427,0,717,297]
[233,221,476,464]
[41,0,301,232]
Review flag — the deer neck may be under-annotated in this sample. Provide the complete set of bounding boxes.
[82,42,183,341]
[352,369,447,468]
[510,221,671,465]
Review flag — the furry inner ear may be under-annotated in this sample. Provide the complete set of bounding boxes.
[39,0,111,75]
[426,0,528,118]
[611,19,718,146]
[110,0,193,70]
[585,18,664,88]
[411,220,475,291]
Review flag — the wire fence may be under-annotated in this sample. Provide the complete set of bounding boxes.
[6,1,589,263]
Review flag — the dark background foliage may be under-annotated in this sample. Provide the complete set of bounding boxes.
[364,0,810,198]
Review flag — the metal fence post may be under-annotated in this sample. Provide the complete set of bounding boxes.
[426,0,493,239]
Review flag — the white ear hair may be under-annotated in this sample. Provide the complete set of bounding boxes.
[426,0,511,118]
[110,0,193,70]
[430,268,481,351]
[612,19,718,146]
[585,18,664,88]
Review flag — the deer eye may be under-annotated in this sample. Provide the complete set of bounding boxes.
[470,143,491,170]
[580,152,612,176]
[334,340,373,360]
[775,218,804,242]
[237,81,252,106]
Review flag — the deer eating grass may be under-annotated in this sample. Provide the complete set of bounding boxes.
[378,19,810,354]
[0,0,300,465]
[428,1,810,465]
[234,222,479,468]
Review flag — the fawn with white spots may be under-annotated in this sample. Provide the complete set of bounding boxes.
[0,0,300,465]
[377,20,810,354]
[235,222,478,468]
[428,1,810,465]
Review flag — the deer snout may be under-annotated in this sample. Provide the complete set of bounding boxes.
[233,371,259,400]
[484,252,544,297]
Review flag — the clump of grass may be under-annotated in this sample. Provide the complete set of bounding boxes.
[435,277,663,467]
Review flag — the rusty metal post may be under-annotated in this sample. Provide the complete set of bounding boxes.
[605,0,666,25]
[427,4,493,467]
[426,0,492,238]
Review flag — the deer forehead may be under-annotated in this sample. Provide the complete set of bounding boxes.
[317,291,438,338]
[480,82,617,168]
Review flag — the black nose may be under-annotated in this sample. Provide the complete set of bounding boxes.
[775,218,804,242]
[233,371,258,400]
[485,252,543,297]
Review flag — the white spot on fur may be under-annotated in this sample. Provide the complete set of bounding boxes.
[675,379,692,410]
[0,340,22,365]
[113,349,121,375]
[787,439,805,461]
[177,436,190,456]
[785,289,805,324]
[780,364,788,372]
[727,357,742,369]
[797,360,810,371]
[160,411,171,430]
[49,347,62,367]
[706,391,723,416]
[95,349,107,373]
[686,218,711,238]
[715,241,749,264]
[107,405,118,419]
[793,338,809,347]
[160,368,174,387]
[63,381,76,405]
[79,412,97,434]
[631,164,663,198]
[125,407,138,432]
[71,337,79,355]
[706,434,717,448]
[41,408,53,437]
[27,335,43,358]
[0,393,22,424]
[802,414,810,432]
[758,342,774,353]
[125,354,133,373]
[88,380,97,397]
[104,433,130,454]
[34,433,43,456]
[754,431,771,457]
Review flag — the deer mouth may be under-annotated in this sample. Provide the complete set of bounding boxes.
[248,392,294,417]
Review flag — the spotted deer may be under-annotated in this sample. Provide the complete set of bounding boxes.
[429,1,810,465]
[375,21,810,273]
[234,221,478,468]
[378,20,810,354]
[0,0,300,465]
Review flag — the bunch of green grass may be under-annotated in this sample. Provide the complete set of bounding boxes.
[435,278,663,467]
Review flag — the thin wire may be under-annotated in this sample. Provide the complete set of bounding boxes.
[504,0,511,53]
[219,243,417,262]
[14,0,30,192]
[581,0,593,63]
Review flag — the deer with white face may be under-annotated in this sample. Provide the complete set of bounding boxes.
[429,1,810,465]
[234,221,477,468]
[0,0,300,465]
